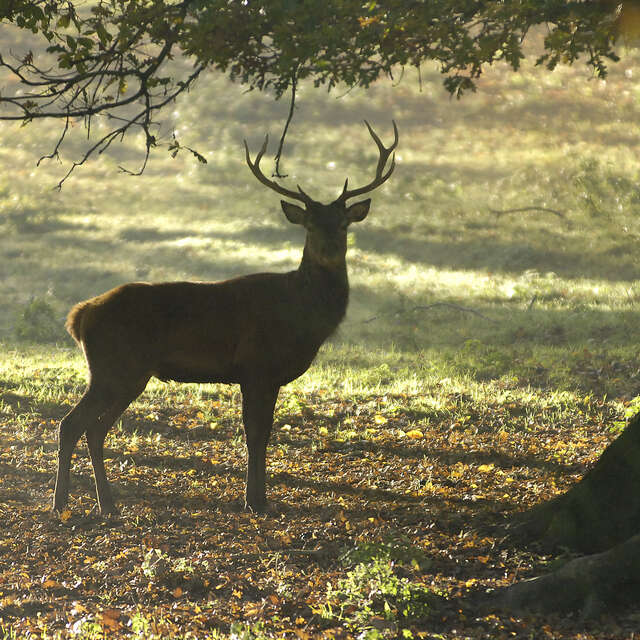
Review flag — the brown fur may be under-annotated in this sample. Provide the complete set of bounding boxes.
[65,300,94,345]
[54,212,359,515]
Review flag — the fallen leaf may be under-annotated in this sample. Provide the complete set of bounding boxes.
[42,578,60,589]
[98,609,122,631]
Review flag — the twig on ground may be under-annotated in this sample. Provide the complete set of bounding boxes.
[489,206,566,220]
[360,302,496,324]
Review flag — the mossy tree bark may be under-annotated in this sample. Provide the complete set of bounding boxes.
[491,532,640,617]
[520,411,640,554]
[486,412,640,616]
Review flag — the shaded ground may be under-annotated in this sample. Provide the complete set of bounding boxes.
[0,379,637,638]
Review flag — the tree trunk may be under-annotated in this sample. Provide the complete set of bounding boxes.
[491,531,640,617]
[482,412,640,615]
[518,411,640,554]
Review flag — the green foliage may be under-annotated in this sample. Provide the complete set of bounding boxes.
[14,297,64,344]
[130,613,153,638]
[0,625,18,640]
[340,538,432,572]
[322,559,434,633]
[141,548,173,581]
[67,620,105,639]
[321,539,436,637]
[572,158,640,219]
[0,0,625,173]
[229,622,268,640]
[612,397,640,433]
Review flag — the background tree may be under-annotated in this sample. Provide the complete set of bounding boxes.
[0,0,626,183]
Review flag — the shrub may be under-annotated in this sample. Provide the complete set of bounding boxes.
[14,297,65,343]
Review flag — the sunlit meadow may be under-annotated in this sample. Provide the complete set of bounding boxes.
[2,42,640,401]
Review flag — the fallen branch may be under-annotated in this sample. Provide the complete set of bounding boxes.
[360,302,496,324]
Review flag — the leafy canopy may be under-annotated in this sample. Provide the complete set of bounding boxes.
[0,0,626,179]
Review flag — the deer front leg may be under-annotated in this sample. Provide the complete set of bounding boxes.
[240,382,279,512]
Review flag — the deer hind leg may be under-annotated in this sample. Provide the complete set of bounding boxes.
[240,382,280,512]
[53,386,109,512]
[86,378,149,515]
[53,378,148,515]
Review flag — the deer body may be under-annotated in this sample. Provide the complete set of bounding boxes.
[53,122,397,515]
[68,257,348,387]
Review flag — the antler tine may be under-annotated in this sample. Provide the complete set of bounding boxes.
[339,177,349,198]
[363,119,384,151]
[297,184,312,200]
[244,136,311,204]
[339,120,399,202]
[365,119,398,178]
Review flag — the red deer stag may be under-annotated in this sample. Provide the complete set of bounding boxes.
[53,121,398,515]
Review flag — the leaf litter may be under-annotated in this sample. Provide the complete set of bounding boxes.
[0,380,636,639]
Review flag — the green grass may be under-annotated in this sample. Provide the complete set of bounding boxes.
[2,31,640,639]
[3,47,640,395]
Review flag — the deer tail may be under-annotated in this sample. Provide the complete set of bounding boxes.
[65,300,94,345]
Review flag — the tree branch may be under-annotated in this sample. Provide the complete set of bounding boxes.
[0,0,622,179]
[51,63,205,189]
[272,68,297,179]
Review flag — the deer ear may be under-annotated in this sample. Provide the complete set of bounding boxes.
[281,201,308,226]
[345,199,371,224]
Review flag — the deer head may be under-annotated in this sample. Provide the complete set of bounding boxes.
[244,121,398,268]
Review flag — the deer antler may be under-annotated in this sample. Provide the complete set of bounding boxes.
[338,120,398,202]
[244,135,312,204]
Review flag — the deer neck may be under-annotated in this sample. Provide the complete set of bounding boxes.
[298,246,349,318]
